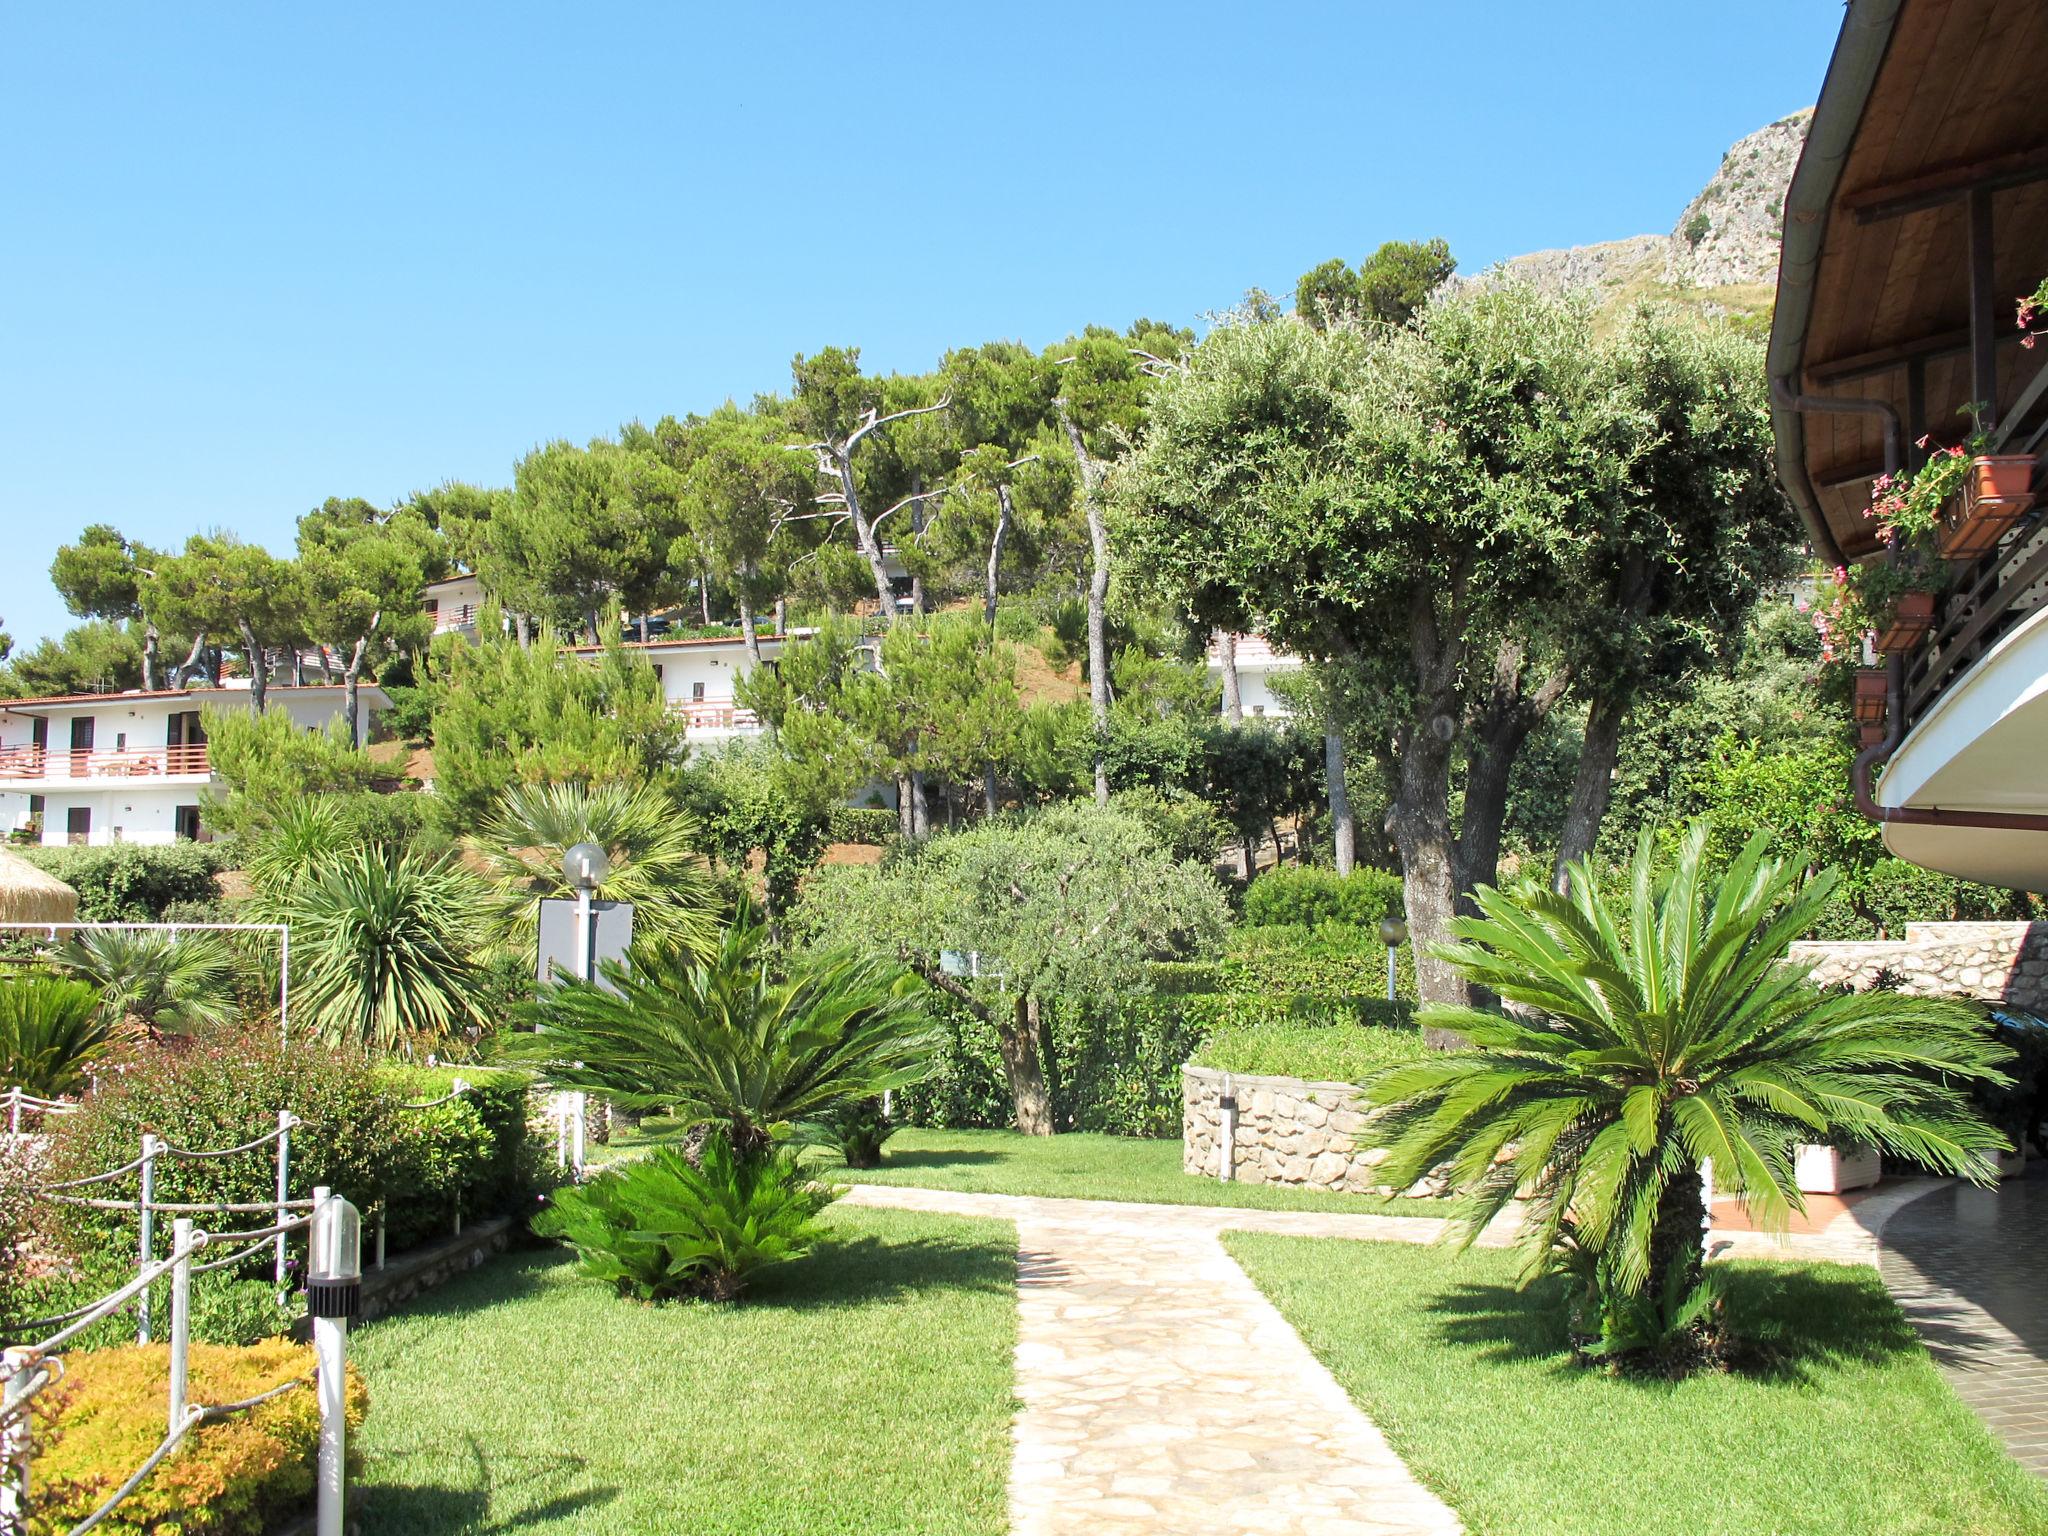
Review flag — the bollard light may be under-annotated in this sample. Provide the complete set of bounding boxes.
[562,842,610,891]
[307,1194,362,1321]
[1378,916,1409,1004]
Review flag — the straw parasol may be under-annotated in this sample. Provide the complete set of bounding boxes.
[0,846,78,925]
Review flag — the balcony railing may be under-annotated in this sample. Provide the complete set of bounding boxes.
[672,702,760,733]
[430,602,480,633]
[0,744,211,781]
[1902,455,2048,733]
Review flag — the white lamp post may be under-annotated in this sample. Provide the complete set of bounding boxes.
[307,1191,361,1536]
[561,842,610,983]
[1378,916,1409,1003]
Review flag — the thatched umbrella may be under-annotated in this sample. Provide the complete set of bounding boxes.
[0,846,78,925]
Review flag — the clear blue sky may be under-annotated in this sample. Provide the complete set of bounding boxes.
[0,2,1845,649]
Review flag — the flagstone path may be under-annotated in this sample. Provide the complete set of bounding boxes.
[844,1185,1481,1536]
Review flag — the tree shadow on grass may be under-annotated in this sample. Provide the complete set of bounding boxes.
[840,1147,1008,1172]
[356,1249,577,1332]
[361,1435,618,1535]
[743,1231,1016,1313]
[1424,1262,1932,1387]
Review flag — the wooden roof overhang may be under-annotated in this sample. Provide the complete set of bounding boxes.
[1769,0,2048,565]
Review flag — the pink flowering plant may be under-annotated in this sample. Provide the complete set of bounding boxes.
[2019,276,2048,349]
[1867,432,1988,545]
[1810,556,1942,663]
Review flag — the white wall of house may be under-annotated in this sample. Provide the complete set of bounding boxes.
[1207,635,1303,721]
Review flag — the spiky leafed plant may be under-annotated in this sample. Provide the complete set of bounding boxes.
[55,928,239,1036]
[245,797,357,892]
[0,975,128,1098]
[507,907,938,1160]
[269,847,490,1053]
[1364,823,2010,1357]
[470,780,720,963]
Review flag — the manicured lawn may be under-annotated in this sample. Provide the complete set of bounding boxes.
[351,1206,1017,1535]
[1193,1021,1428,1081]
[1226,1233,2048,1536]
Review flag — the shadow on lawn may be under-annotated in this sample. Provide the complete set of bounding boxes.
[362,1436,617,1535]
[749,1230,1016,1311]
[1425,1262,1931,1385]
[835,1147,1007,1172]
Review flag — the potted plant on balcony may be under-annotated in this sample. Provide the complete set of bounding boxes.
[1872,418,2037,562]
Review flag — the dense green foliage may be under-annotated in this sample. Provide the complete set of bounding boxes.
[1195,1022,1427,1082]
[200,705,390,840]
[56,928,238,1035]
[0,975,119,1098]
[1369,824,2010,1368]
[18,843,230,922]
[535,1136,835,1301]
[1241,865,1404,927]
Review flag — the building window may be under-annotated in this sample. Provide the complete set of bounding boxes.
[651,663,663,682]
[691,681,706,702]
[66,806,90,845]
[174,805,203,842]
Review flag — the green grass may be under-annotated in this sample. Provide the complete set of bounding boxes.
[1192,1021,1429,1081]
[1226,1233,2048,1536]
[351,1205,1017,1535]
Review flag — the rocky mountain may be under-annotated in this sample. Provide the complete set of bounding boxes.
[1484,110,1812,316]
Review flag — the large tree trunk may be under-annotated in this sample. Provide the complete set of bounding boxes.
[1056,402,1112,805]
[834,447,898,616]
[908,482,928,615]
[342,639,367,745]
[737,595,763,668]
[585,611,601,646]
[236,619,267,715]
[1454,642,1571,910]
[698,568,713,625]
[140,622,159,691]
[982,764,999,815]
[1388,589,1471,1031]
[1217,630,1243,725]
[773,599,786,636]
[172,630,209,689]
[985,485,1014,628]
[1326,730,1355,875]
[998,994,1055,1135]
[1554,691,1630,891]
[909,770,931,840]
[1645,1162,1707,1302]
[637,612,651,643]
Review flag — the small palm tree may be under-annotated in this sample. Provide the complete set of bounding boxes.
[508,908,939,1160]
[471,780,720,962]
[56,929,239,1036]
[246,798,357,891]
[270,847,490,1053]
[0,976,128,1098]
[1365,823,2010,1359]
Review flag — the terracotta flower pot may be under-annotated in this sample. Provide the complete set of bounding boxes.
[1872,588,1936,653]
[1938,454,2037,560]
[1858,720,1887,746]
[1853,667,1889,724]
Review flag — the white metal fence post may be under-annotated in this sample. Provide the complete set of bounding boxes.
[137,1134,161,1344]
[167,1219,193,1436]
[307,1192,360,1536]
[571,1091,587,1175]
[6,1089,18,1138]
[1,1346,34,1536]
[274,1111,294,1290]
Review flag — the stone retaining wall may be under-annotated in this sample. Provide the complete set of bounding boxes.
[1182,1064,1383,1193]
[1790,921,2048,1010]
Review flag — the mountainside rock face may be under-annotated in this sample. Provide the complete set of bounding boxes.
[1487,109,1811,304]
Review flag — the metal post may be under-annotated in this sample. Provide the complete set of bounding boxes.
[1386,944,1397,1002]
[137,1134,160,1344]
[570,1091,587,1175]
[278,924,290,1046]
[573,884,593,983]
[167,1219,192,1435]
[274,1111,294,1290]
[1218,1074,1237,1183]
[2,1346,36,1532]
[6,1090,18,1137]
[375,1208,386,1271]
[556,1099,570,1170]
[306,1192,360,1536]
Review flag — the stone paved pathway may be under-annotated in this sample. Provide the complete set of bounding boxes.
[1880,1169,2048,1479]
[845,1186,1472,1535]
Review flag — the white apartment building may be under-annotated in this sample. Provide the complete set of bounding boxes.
[1207,633,1303,721]
[422,572,487,639]
[565,631,811,743]
[0,682,387,847]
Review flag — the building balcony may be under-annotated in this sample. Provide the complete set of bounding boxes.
[672,701,761,736]
[429,602,480,634]
[0,743,212,787]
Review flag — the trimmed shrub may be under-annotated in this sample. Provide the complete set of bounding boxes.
[1222,923,1415,1001]
[1194,1022,1428,1082]
[31,1341,365,1536]
[18,844,231,922]
[824,806,898,846]
[1241,866,1403,928]
[372,1064,549,1245]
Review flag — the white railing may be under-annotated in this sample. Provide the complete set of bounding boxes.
[0,745,211,782]
[1,1092,75,1138]
[671,700,760,733]
[0,1196,350,1536]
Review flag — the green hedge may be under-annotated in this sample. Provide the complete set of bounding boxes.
[42,1032,547,1271]
[1194,1022,1427,1082]
[1241,866,1404,927]
[18,843,235,921]
[824,806,899,845]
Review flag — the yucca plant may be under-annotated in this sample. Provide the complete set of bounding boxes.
[245,797,358,891]
[534,1133,833,1302]
[266,847,491,1053]
[1364,822,2011,1366]
[0,975,127,1098]
[507,906,937,1160]
[470,780,720,963]
[56,928,240,1036]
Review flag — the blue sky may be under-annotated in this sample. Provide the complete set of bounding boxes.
[0,2,1845,649]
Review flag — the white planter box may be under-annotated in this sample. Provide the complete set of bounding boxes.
[1794,1143,1881,1194]
[1994,1145,2030,1181]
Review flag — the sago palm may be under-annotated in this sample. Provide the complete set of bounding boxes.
[271,846,490,1053]
[507,908,939,1159]
[1365,823,2009,1348]
[56,928,239,1036]
[0,975,129,1098]
[471,779,720,962]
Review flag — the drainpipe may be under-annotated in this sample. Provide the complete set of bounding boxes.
[1775,377,2048,833]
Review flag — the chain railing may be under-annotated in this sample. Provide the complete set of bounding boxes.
[1,1091,75,1138]
[0,1194,354,1536]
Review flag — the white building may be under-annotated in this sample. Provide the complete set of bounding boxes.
[421,572,487,639]
[1207,634,1303,721]
[564,631,812,743]
[0,683,387,847]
